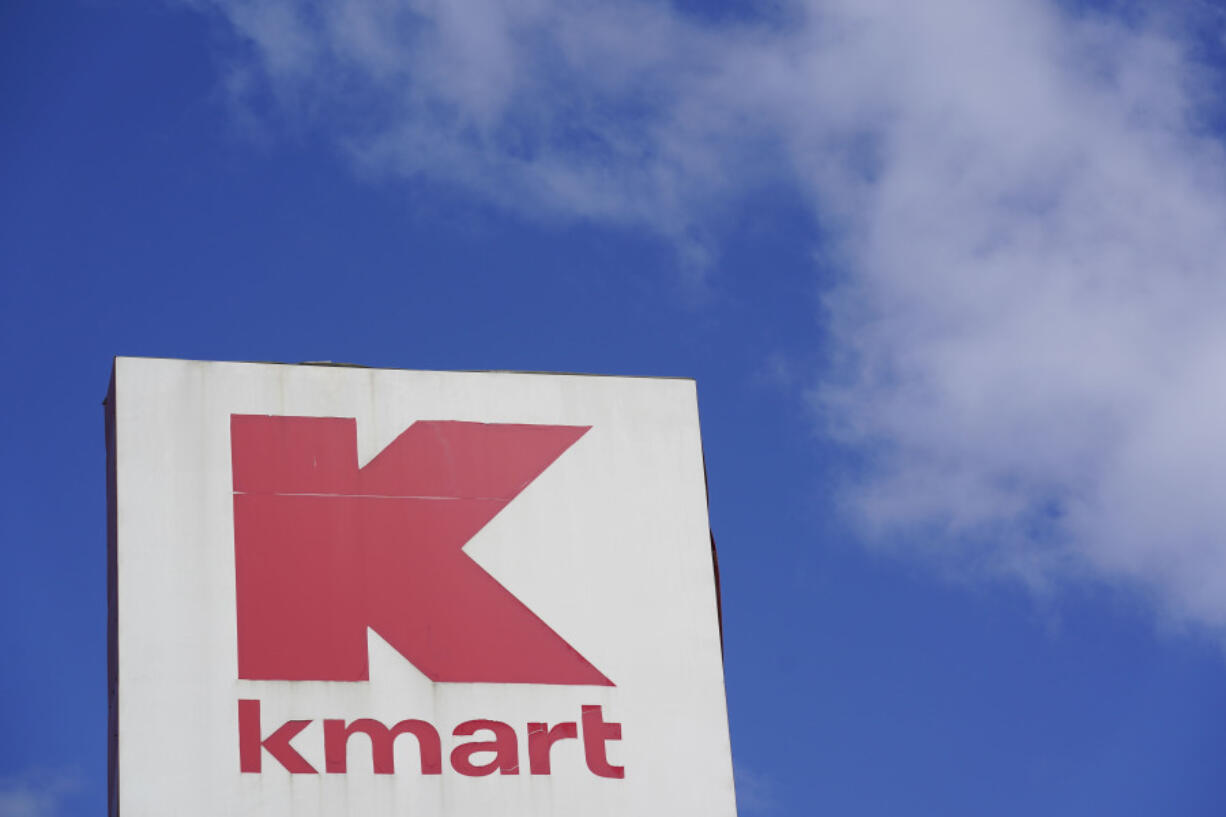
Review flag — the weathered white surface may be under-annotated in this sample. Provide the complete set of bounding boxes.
[111,357,736,816]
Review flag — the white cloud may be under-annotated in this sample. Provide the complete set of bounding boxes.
[194,0,1226,634]
[804,2,1226,633]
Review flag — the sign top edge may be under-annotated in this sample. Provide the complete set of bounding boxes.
[111,356,697,383]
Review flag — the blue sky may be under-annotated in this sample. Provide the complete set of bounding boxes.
[4,0,1226,814]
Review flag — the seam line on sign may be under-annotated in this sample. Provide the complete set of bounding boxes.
[233,492,506,501]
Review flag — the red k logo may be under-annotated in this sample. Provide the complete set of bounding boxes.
[231,415,612,686]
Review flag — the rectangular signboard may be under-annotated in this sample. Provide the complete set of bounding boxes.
[106,357,736,816]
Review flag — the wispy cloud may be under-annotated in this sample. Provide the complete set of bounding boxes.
[192,0,1226,636]
[734,763,779,815]
[0,772,79,817]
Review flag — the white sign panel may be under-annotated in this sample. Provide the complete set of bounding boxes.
[107,357,736,816]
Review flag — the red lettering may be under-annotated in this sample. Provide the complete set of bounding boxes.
[450,720,519,776]
[238,699,317,774]
[238,702,624,778]
[527,721,578,774]
[323,718,441,774]
[581,705,624,779]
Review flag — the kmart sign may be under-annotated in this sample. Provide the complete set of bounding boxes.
[107,358,736,816]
